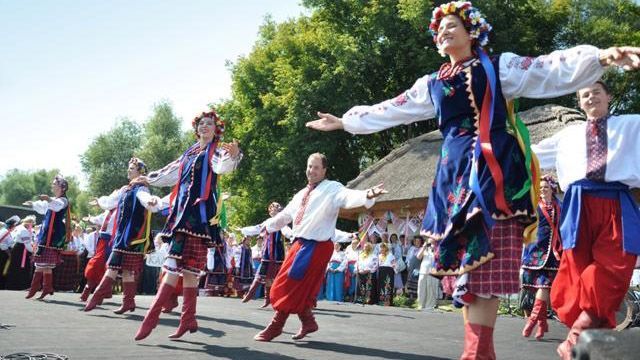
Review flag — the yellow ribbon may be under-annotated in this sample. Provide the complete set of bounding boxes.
[506,100,541,244]
[130,210,153,254]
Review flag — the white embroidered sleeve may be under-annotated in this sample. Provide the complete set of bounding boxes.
[48,197,68,212]
[240,224,262,237]
[500,45,604,100]
[212,149,243,175]
[31,200,49,215]
[531,130,563,170]
[280,225,294,239]
[264,192,300,233]
[97,188,123,211]
[341,74,436,135]
[147,158,182,187]
[89,212,107,226]
[333,184,375,210]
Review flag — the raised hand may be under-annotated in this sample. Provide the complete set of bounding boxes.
[147,197,158,207]
[22,201,33,207]
[221,139,241,158]
[39,194,50,201]
[305,112,344,132]
[366,182,388,199]
[600,47,640,71]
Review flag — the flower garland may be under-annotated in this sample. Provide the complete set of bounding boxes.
[428,1,492,48]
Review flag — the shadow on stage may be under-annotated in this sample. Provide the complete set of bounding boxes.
[42,298,122,310]
[290,340,450,360]
[137,341,301,359]
[89,313,226,338]
[87,311,269,336]
[313,306,415,320]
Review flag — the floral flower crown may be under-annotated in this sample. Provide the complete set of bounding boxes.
[429,1,492,48]
[268,202,283,213]
[53,174,68,193]
[128,157,148,175]
[192,110,225,139]
[541,174,559,194]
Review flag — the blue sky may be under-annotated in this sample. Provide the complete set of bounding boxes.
[0,1,305,186]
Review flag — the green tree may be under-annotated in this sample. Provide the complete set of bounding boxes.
[0,169,87,219]
[80,119,142,196]
[0,169,36,205]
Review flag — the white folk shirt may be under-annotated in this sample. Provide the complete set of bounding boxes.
[147,148,242,187]
[378,252,397,269]
[32,197,68,214]
[67,236,85,254]
[264,179,375,242]
[83,231,99,258]
[241,223,293,239]
[357,253,378,273]
[532,115,640,191]
[333,229,354,243]
[88,211,116,237]
[327,250,347,272]
[10,225,35,253]
[250,244,262,260]
[420,249,436,275]
[345,246,359,263]
[0,228,13,251]
[340,45,604,135]
[97,186,161,213]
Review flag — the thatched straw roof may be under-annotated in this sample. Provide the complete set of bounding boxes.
[339,104,585,220]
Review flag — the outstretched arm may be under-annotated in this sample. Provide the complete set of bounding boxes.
[333,182,387,210]
[306,74,436,135]
[501,45,640,100]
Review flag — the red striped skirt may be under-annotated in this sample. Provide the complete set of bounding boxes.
[53,251,81,291]
[33,247,61,268]
[270,239,333,314]
[467,218,523,295]
[108,249,144,274]
[164,235,209,275]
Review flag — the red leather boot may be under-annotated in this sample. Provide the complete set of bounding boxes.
[84,276,115,311]
[241,277,262,303]
[162,293,179,313]
[522,298,545,338]
[292,307,319,340]
[25,271,43,299]
[134,282,176,341]
[37,272,54,300]
[261,285,271,308]
[113,281,137,314]
[535,315,548,340]
[254,311,289,342]
[80,281,97,302]
[557,311,600,360]
[460,323,496,360]
[168,287,198,339]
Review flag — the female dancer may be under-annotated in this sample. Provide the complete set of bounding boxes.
[24,175,71,300]
[377,242,396,306]
[135,110,241,340]
[306,1,640,357]
[521,175,562,340]
[84,158,161,313]
[356,242,378,305]
[325,241,347,302]
[240,202,290,307]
